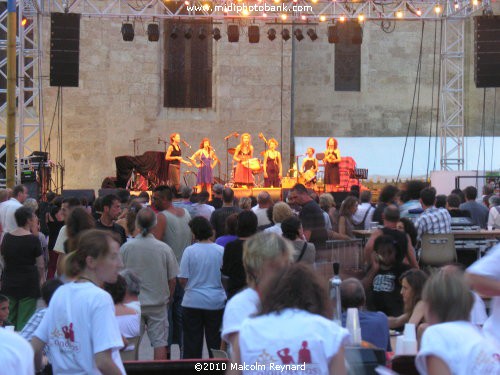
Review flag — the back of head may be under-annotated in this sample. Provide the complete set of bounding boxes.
[136,207,157,236]
[0,189,9,203]
[420,187,436,207]
[435,194,447,209]
[181,186,193,199]
[189,216,213,241]
[41,279,64,305]
[489,195,500,207]
[406,180,427,200]
[257,191,272,206]
[222,187,234,203]
[447,194,461,209]
[237,210,258,237]
[224,213,238,235]
[360,190,372,204]
[340,278,366,309]
[339,196,358,217]
[198,191,210,204]
[23,198,39,213]
[319,193,334,210]
[272,202,293,224]
[291,183,308,195]
[239,197,252,210]
[423,269,473,324]
[116,189,130,204]
[12,184,26,199]
[383,204,400,223]
[14,206,33,227]
[281,216,301,241]
[464,186,478,201]
[63,196,82,209]
[259,262,330,319]
[66,207,96,252]
[103,274,127,304]
[154,185,173,202]
[138,191,150,204]
[379,185,399,204]
[126,200,144,235]
[243,232,294,286]
[213,184,224,196]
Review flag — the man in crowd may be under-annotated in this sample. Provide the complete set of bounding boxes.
[414,188,452,240]
[446,193,471,218]
[459,186,489,229]
[210,188,241,239]
[53,197,82,276]
[96,194,127,245]
[251,191,273,229]
[0,184,28,234]
[399,180,426,218]
[208,184,224,209]
[353,190,375,230]
[488,195,500,229]
[121,207,178,360]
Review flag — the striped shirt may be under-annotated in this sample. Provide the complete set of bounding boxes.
[415,207,452,240]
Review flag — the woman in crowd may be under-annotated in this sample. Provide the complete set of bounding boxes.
[32,230,125,374]
[416,270,500,375]
[190,138,218,198]
[388,269,427,330]
[165,133,192,193]
[324,137,341,192]
[230,263,349,375]
[233,133,254,187]
[215,213,238,248]
[0,207,44,331]
[281,216,316,264]
[336,196,358,239]
[46,197,65,279]
[319,193,336,230]
[263,138,282,188]
[0,293,13,327]
[372,185,399,225]
[397,217,418,248]
[238,197,253,211]
[301,147,318,187]
[221,232,294,352]
[179,216,226,359]
[264,201,293,235]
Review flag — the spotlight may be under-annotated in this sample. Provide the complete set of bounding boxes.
[170,25,179,39]
[147,23,159,42]
[268,28,276,41]
[327,25,339,43]
[307,28,318,41]
[121,22,134,42]
[227,24,239,42]
[213,27,221,41]
[281,28,290,41]
[21,16,28,27]
[248,25,260,43]
[199,27,207,40]
[294,29,304,41]
[184,27,192,39]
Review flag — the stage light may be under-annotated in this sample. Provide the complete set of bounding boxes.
[472,0,479,5]
[301,15,307,21]
[281,13,287,20]
[198,27,207,40]
[294,29,304,41]
[395,10,403,18]
[434,5,442,13]
[358,14,365,22]
[242,8,250,16]
[227,24,239,42]
[319,15,326,22]
[21,16,28,27]
[184,27,192,39]
[170,25,179,39]
[454,1,460,9]
[121,22,134,41]
[416,9,422,16]
[213,27,221,41]
[339,15,346,22]
[268,28,276,41]
[281,28,290,41]
[327,25,339,43]
[147,23,159,42]
[307,28,318,41]
[248,25,260,43]
[202,3,210,10]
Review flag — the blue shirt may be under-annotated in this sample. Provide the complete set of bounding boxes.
[342,310,391,352]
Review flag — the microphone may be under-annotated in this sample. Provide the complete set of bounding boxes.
[182,140,192,149]
[210,146,216,151]
[258,133,264,139]
[233,132,239,138]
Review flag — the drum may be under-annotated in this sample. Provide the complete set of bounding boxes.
[303,169,316,182]
[242,158,262,171]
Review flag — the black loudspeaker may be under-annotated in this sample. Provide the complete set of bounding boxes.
[50,12,81,87]
[98,188,119,197]
[227,24,239,42]
[474,15,500,88]
[248,25,260,43]
[25,181,40,200]
[62,189,96,205]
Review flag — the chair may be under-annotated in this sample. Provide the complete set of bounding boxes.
[120,333,144,361]
[419,233,457,267]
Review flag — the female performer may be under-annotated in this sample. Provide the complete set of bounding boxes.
[324,137,341,192]
[263,138,282,188]
[190,138,219,197]
[301,147,318,186]
[233,133,254,187]
[165,133,192,194]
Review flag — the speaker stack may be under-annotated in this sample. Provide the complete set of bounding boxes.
[50,13,81,87]
[474,15,500,88]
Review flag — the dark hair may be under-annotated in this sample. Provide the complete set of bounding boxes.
[406,180,427,200]
[281,216,302,241]
[12,184,26,198]
[236,210,258,237]
[360,190,372,204]
[101,194,120,209]
[66,207,96,253]
[374,235,397,255]
[41,279,63,305]
[290,183,308,195]
[189,216,213,241]
[339,196,358,218]
[340,278,366,309]
[259,263,331,319]
[103,274,127,305]
[379,185,399,204]
[266,206,274,225]
[126,201,144,235]
[0,294,8,304]
[463,186,478,200]
[14,206,34,227]
[450,188,465,203]
[399,217,417,247]
[400,269,428,315]
[420,188,436,207]
[180,186,192,199]
[224,213,238,236]
[138,191,150,203]
[154,185,173,202]
[63,197,81,208]
[197,191,210,204]
[383,205,400,223]
[116,189,130,204]
[222,188,234,203]
[446,194,461,209]
[435,194,447,209]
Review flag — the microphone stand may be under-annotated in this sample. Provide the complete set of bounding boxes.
[224,132,233,187]
[130,138,141,156]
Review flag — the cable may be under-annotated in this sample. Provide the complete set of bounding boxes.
[491,88,497,172]
[426,20,438,181]
[410,26,424,179]
[476,89,486,182]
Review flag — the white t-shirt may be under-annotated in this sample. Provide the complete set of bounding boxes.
[467,243,500,344]
[221,287,260,343]
[470,291,488,326]
[0,327,34,375]
[251,205,272,227]
[416,321,500,375]
[0,198,22,234]
[34,282,126,375]
[179,242,226,310]
[53,225,68,254]
[239,308,350,375]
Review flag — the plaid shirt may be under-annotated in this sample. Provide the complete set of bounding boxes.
[20,308,50,357]
[415,207,452,240]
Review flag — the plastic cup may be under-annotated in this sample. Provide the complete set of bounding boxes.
[369,222,378,230]
[403,339,418,355]
[395,335,405,355]
[403,323,416,341]
[346,308,362,345]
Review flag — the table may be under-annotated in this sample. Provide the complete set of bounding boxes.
[352,229,500,240]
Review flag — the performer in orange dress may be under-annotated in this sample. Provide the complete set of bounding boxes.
[233,133,254,187]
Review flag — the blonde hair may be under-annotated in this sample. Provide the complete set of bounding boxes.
[240,133,251,146]
[272,202,293,223]
[243,232,294,286]
[239,197,252,210]
[268,138,278,147]
[319,193,334,210]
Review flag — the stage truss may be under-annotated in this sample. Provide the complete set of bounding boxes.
[0,0,490,188]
